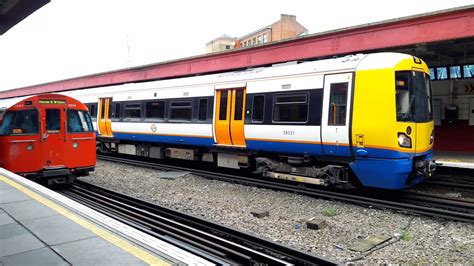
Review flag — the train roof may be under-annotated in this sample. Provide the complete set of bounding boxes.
[0,94,86,110]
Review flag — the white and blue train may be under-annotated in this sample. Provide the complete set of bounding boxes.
[58,52,435,190]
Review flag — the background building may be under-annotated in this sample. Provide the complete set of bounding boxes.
[206,34,237,54]
[206,14,307,53]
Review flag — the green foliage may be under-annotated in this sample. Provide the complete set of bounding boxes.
[323,207,337,217]
[400,229,412,241]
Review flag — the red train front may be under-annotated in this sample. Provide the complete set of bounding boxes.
[0,94,96,185]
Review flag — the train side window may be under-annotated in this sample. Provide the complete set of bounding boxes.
[328,83,348,126]
[273,93,308,123]
[114,103,121,119]
[46,109,61,133]
[0,110,39,135]
[67,110,94,133]
[145,101,165,119]
[123,103,142,118]
[198,98,208,121]
[252,95,265,122]
[88,104,97,118]
[169,101,192,121]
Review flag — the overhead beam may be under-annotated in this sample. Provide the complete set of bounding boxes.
[1,5,473,99]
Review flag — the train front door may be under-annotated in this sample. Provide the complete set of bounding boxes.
[98,97,113,137]
[321,73,353,157]
[41,106,66,168]
[214,87,246,147]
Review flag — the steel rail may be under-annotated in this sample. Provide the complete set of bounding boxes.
[61,181,337,265]
[96,154,474,223]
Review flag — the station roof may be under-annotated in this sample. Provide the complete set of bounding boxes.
[0,0,49,35]
[1,5,473,99]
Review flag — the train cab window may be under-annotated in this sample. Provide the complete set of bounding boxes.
[198,98,208,121]
[252,95,265,122]
[145,101,165,119]
[67,110,94,133]
[0,109,39,135]
[124,103,142,118]
[169,101,192,121]
[46,109,61,133]
[273,94,308,123]
[328,83,348,126]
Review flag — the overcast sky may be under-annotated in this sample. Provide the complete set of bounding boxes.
[0,0,472,91]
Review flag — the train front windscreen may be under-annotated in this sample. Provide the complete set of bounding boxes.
[395,71,434,123]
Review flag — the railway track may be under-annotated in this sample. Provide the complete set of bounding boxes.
[96,154,474,223]
[422,171,474,191]
[60,181,337,265]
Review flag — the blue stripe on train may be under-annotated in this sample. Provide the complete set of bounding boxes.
[108,132,433,190]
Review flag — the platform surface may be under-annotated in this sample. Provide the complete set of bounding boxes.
[434,151,474,169]
[0,169,212,266]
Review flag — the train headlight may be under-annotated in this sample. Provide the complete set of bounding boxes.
[73,142,79,149]
[430,131,434,145]
[398,133,412,148]
[26,144,33,151]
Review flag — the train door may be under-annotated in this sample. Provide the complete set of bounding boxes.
[42,107,66,167]
[321,73,353,157]
[214,87,246,147]
[98,97,113,137]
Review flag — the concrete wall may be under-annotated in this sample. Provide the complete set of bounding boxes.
[432,79,474,120]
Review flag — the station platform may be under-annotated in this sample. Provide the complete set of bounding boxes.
[434,151,474,169]
[0,168,212,265]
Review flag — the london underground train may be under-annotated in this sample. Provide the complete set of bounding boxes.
[6,52,435,189]
[0,94,96,184]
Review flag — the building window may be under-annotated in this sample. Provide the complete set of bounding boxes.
[463,65,474,78]
[449,66,461,79]
[252,95,265,122]
[244,41,247,47]
[273,94,308,123]
[145,101,165,119]
[263,34,268,43]
[257,35,262,44]
[436,67,448,80]
[169,101,192,121]
[253,38,256,45]
[225,45,230,50]
[429,68,435,80]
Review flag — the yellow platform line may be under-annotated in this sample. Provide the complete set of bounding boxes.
[0,175,170,266]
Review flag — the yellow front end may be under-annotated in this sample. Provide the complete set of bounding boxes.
[350,55,435,189]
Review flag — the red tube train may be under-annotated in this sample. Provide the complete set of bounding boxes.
[0,94,96,185]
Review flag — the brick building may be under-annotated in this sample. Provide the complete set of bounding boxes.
[206,14,307,53]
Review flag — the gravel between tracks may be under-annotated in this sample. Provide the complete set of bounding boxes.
[79,160,474,264]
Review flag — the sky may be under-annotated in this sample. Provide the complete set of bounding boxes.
[0,0,472,91]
